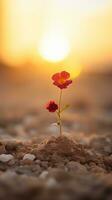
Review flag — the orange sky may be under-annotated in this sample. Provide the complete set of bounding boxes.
[0,0,112,72]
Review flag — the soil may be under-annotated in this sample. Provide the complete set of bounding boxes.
[0,134,112,200]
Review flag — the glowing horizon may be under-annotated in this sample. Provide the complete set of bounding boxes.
[0,0,112,72]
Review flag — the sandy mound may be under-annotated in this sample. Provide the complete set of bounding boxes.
[0,136,112,200]
[36,136,104,169]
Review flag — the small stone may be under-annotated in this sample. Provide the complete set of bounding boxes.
[32,164,41,173]
[40,161,48,168]
[39,171,48,179]
[35,159,41,164]
[23,153,35,161]
[106,138,111,143]
[66,161,87,174]
[0,154,14,163]
[86,149,94,156]
[15,166,32,175]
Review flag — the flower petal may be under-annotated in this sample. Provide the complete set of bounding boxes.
[52,73,60,81]
[65,79,72,85]
[61,71,70,79]
[53,79,72,89]
[46,100,58,112]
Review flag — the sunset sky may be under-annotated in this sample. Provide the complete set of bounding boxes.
[0,0,112,74]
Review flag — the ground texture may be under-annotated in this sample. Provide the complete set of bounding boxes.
[0,115,112,200]
[0,71,112,199]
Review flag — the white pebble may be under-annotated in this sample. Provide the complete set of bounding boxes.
[39,171,48,179]
[47,123,59,135]
[0,154,14,163]
[23,154,35,161]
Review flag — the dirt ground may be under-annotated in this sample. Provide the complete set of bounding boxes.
[0,108,112,200]
[0,70,112,200]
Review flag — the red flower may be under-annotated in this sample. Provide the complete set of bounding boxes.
[46,100,58,112]
[52,71,72,89]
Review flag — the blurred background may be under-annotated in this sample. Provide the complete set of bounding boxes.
[0,0,112,136]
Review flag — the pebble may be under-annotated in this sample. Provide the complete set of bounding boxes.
[66,161,87,174]
[23,154,35,161]
[47,123,59,134]
[0,154,14,163]
[35,159,41,164]
[40,161,48,168]
[39,171,48,179]
[106,138,111,143]
[15,166,33,176]
[32,164,41,173]
[86,149,94,156]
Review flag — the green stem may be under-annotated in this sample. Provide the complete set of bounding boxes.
[58,89,62,137]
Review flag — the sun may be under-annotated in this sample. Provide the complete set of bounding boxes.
[39,30,70,62]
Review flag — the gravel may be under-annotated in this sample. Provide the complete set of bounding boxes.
[0,154,14,163]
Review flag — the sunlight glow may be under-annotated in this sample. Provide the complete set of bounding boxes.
[39,30,70,62]
[54,63,82,79]
[1,0,111,70]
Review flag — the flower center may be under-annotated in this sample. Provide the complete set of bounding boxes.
[59,78,66,84]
